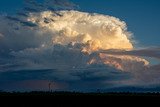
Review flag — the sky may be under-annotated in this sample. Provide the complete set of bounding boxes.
[0,0,160,92]
[72,0,160,47]
[0,0,160,47]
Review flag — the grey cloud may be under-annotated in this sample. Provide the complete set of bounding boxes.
[24,0,78,13]
[100,47,160,59]
[6,16,37,27]
[0,66,131,91]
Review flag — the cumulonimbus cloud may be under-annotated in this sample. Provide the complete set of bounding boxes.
[0,3,136,71]
[27,10,133,51]
[0,0,160,91]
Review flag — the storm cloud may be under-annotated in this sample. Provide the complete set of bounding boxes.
[0,0,160,92]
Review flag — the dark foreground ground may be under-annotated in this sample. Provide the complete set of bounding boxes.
[1,91,160,106]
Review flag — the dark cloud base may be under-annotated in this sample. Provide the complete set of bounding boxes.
[0,68,130,92]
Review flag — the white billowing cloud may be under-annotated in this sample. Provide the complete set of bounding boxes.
[0,10,133,53]
[0,10,149,74]
[27,10,133,52]
[0,9,136,72]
